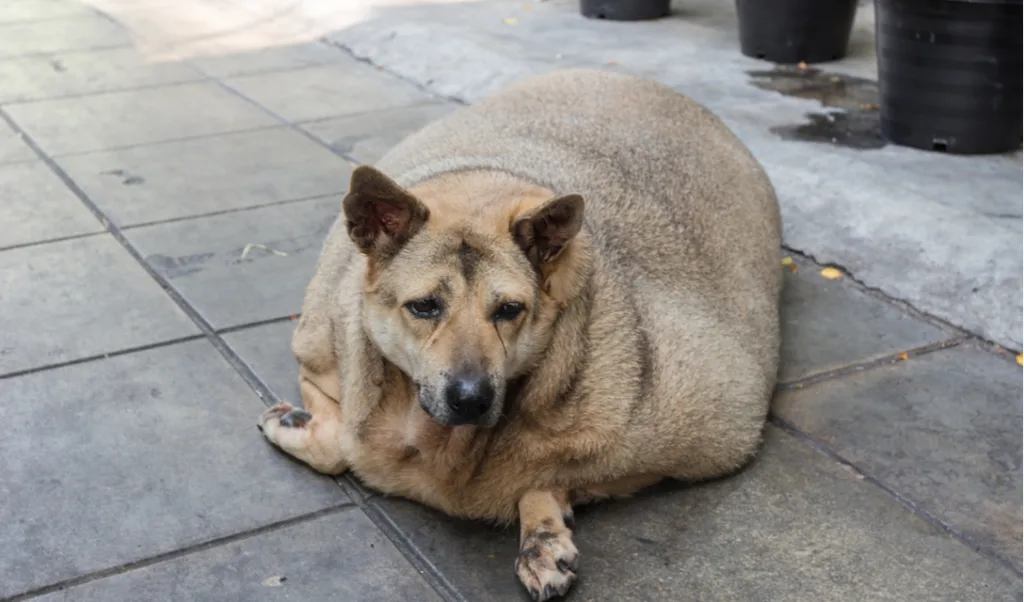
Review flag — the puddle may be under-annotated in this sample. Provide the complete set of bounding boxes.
[748,66,885,150]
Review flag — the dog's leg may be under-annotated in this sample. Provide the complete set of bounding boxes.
[515,490,579,601]
[258,372,348,475]
[571,473,664,505]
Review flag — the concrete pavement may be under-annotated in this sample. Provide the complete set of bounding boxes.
[0,1,1020,601]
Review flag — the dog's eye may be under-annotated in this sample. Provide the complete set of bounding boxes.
[493,302,525,322]
[405,298,443,319]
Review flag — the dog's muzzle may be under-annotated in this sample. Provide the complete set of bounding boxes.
[443,370,495,425]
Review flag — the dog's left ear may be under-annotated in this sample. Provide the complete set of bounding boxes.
[343,165,430,258]
[510,193,585,270]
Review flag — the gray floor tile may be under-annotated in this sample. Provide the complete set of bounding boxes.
[301,102,456,164]
[0,161,102,249]
[32,509,441,602]
[0,0,94,23]
[373,426,1021,601]
[0,15,131,58]
[4,82,278,156]
[0,340,349,599]
[0,46,203,104]
[0,235,198,375]
[0,119,35,165]
[774,345,1023,570]
[223,320,302,403]
[59,127,350,226]
[779,256,953,382]
[128,197,340,329]
[224,62,434,123]
[191,41,348,78]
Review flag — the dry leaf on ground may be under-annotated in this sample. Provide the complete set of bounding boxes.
[819,267,842,280]
[503,17,518,25]
[1017,354,1023,366]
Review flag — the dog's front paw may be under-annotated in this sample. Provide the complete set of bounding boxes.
[258,402,312,441]
[515,528,579,601]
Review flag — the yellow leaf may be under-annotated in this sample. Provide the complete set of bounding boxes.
[897,353,908,361]
[781,257,793,266]
[1017,354,1023,366]
[503,17,518,25]
[819,267,842,280]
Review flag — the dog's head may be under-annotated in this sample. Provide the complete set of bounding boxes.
[343,165,587,427]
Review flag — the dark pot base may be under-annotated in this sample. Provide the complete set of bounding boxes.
[736,0,859,64]
[580,0,670,21]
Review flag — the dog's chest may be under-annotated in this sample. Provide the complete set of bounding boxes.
[345,403,476,512]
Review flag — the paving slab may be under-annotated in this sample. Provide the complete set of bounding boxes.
[0,119,35,165]
[373,426,1021,601]
[32,508,441,602]
[128,197,340,329]
[190,41,350,78]
[0,0,95,23]
[0,235,198,375]
[0,340,349,599]
[778,256,953,383]
[4,81,278,156]
[301,102,455,165]
[59,126,350,226]
[0,14,131,58]
[223,320,302,403]
[223,61,435,124]
[774,345,1023,571]
[0,46,203,104]
[0,161,103,249]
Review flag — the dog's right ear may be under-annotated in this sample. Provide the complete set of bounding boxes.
[343,166,430,258]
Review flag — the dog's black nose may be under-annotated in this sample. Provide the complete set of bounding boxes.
[444,373,495,423]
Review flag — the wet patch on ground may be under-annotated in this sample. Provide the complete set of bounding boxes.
[748,66,886,150]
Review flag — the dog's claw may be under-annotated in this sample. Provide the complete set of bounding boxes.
[280,409,312,428]
[529,587,540,601]
[543,585,555,599]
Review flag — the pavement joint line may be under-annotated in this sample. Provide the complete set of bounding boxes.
[0,55,377,107]
[0,105,280,408]
[0,334,205,381]
[216,315,301,336]
[781,245,1020,356]
[120,191,346,232]
[0,229,107,253]
[360,497,471,602]
[775,336,968,391]
[320,38,469,107]
[192,65,385,168]
[769,414,1022,577]
[44,123,286,160]
[0,42,134,63]
[2,504,357,602]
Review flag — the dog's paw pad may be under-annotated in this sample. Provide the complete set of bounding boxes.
[279,409,312,428]
[515,529,578,601]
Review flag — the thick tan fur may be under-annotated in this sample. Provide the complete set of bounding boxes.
[259,69,781,600]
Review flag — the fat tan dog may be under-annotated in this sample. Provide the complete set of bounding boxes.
[258,69,781,600]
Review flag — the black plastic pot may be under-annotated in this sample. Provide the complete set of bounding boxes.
[736,0,859,63]
[875,0,1023,154]
[580,0,670,21]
